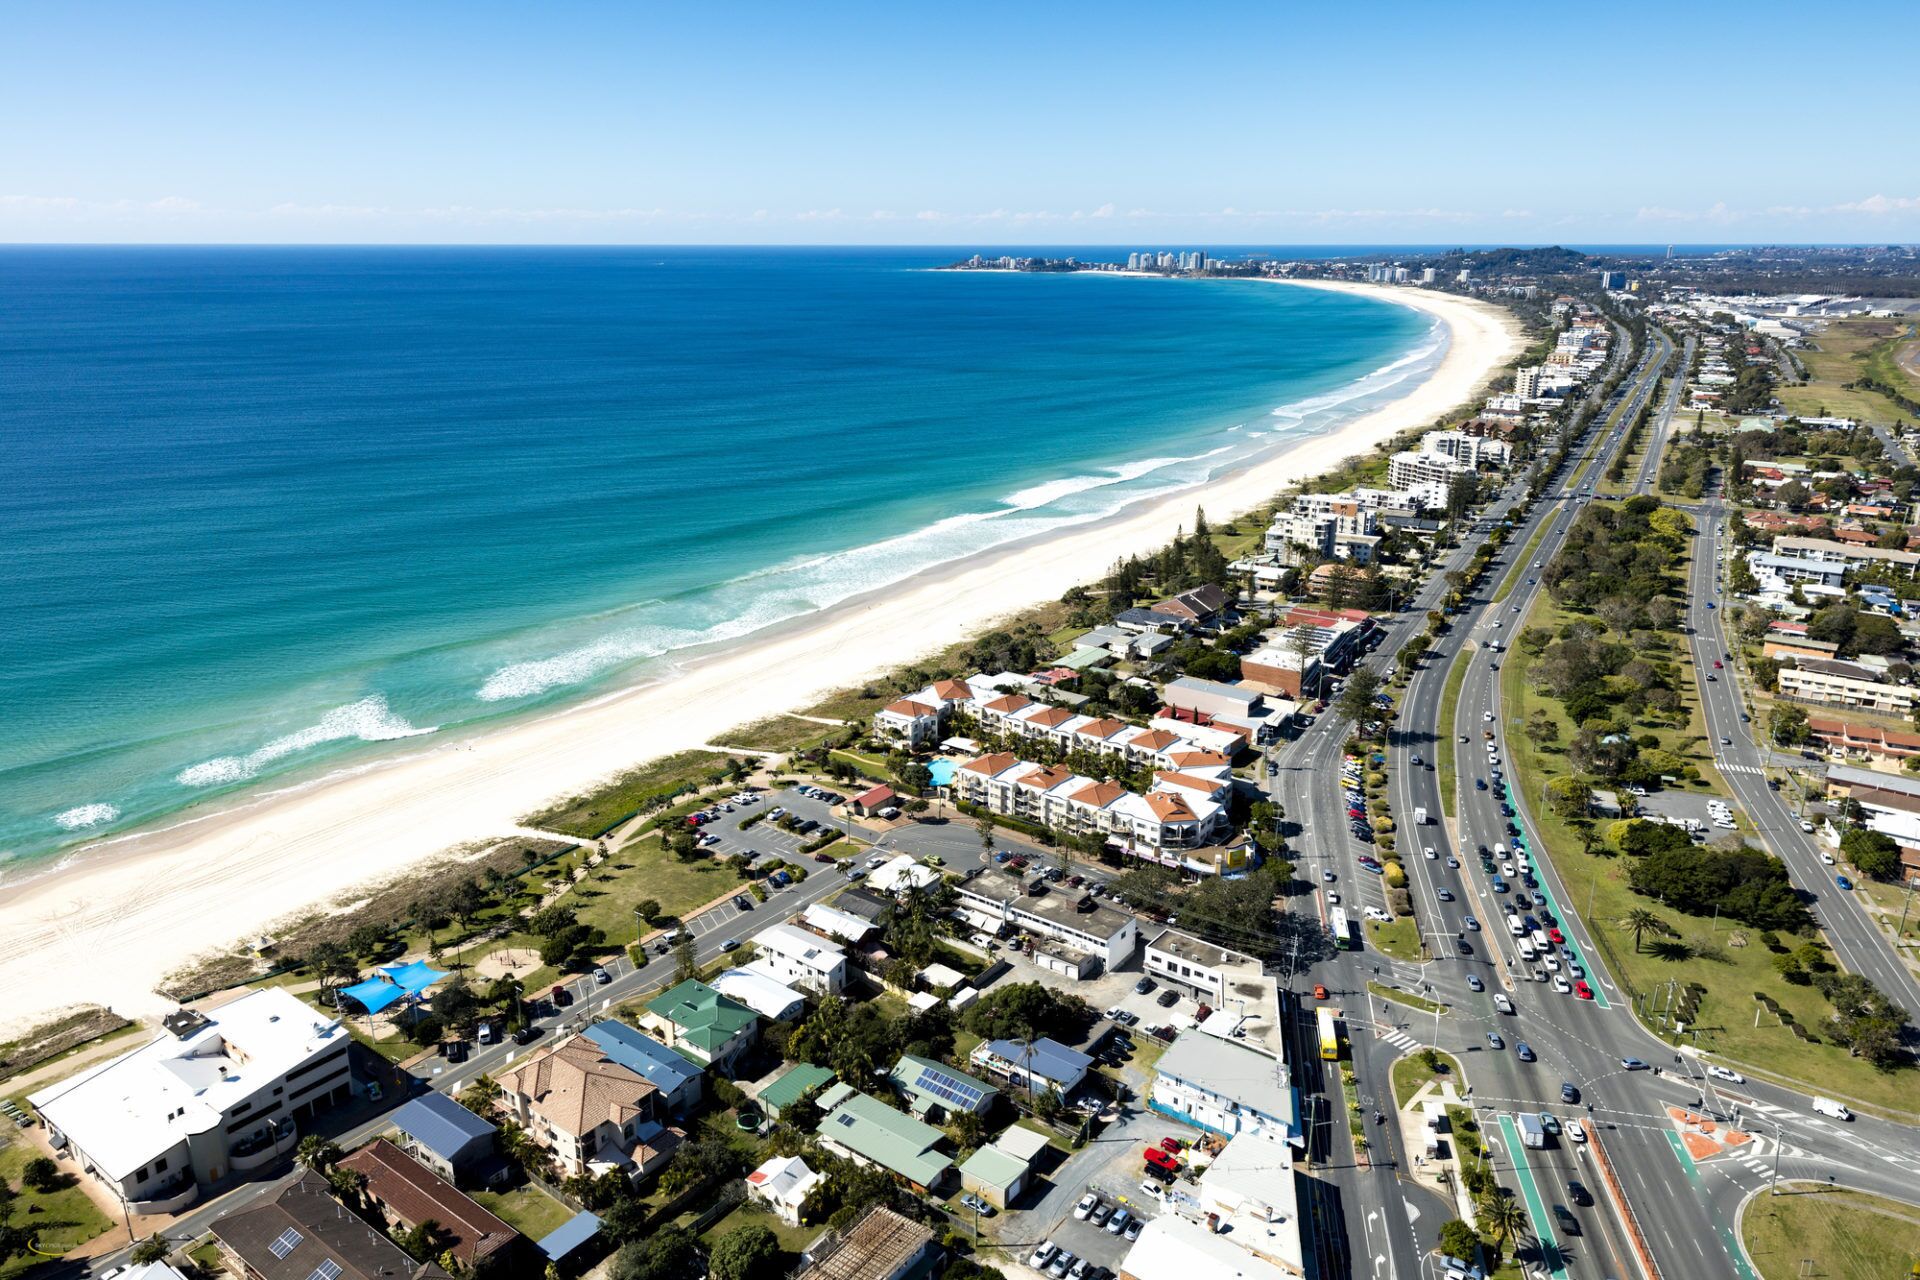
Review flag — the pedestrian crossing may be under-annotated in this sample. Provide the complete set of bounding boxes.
[1720,763,1766,776]
[1374,1027,1423,1052]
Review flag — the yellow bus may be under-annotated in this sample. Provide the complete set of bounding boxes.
[1316,1006,1340,1061]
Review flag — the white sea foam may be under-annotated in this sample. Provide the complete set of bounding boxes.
[176,696,436,787]
[53,803,119,831]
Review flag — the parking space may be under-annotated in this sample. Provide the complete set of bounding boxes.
[702,786,855,865]
[1631,788,1737,835]
[1047,1184,1156,1273]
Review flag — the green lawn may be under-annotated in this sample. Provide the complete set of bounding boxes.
[0,1133,115,1275]
[1503,585,1920,1113]
[570,835,749,944]
[1741,1186,1920,1280]
[1365,917,1425,962]
[521,750,736,838]
[699,1201,822,1256]
[1436,650,1472,816]
[1390,1048,1464,1109]
[1368,980,1446,1015]
[1776,317,1920,426]
[471,1181,575,1242]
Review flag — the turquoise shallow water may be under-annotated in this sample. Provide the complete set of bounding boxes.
[0,247,1435,869]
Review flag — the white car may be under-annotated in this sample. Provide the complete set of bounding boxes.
[1494,994,1515,1014]
[1031,1242,1059,1269]
[1484,711,1495,722]
[1327,891,1341,904]
[1552,974,1571,993]
[1566,1119,1587,1143]
[1365,906,1394,923]
[1073,1194,1098,1220]
[1424,847,1437,860]
[1820,851,1836,865]
[1707,1066,1746,1084]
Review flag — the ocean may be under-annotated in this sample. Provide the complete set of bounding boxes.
[0,246,1437,872]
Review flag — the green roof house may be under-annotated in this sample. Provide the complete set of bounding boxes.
[815,1089,954,1192]
[758,1063,836,1120]
[639,980,758,1075]
[888,1055,998,1119]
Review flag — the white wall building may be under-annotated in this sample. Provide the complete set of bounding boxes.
[1150,1030,1298,1147]
[30,989,352,1213]
[749,924,848,996]
[954,868,1141,969]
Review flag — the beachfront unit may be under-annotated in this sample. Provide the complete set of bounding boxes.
[1419,429,1512,469]
[951,751,1229,855]
[970,694,1222,765]
[873,677,977,748]
[495,1034,681,1182]
[1386,448,1477,491]
[29,988,352,1213]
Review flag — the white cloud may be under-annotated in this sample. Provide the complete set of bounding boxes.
[1836,193,1920,215]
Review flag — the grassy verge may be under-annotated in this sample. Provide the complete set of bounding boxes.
[1503,590,1920,1113]
[471,1182,576,1241]
[1776,317,1920,425]
[0,1133,114,1274]
[1368,980,1446,1015]
[1436,649,1472,817]
[1390,1048,1464,1109]
[1365,917,1426,962]
[710,716,841,755]
[1741,1185,1920,1280]
[522,750,736,838]
[1490,518,1552,604]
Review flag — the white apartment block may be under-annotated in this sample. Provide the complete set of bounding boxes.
[748,924,848,996]
[954,868,1141,969]
[1419,429,1511,469]
[1777,659,1917,716]
[1145,929,1264,1005]
[30,989,352,1213]
[952,751,1229,852]
[1386,449,1476,491]
[969,694,1223,769]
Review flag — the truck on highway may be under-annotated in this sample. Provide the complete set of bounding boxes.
[1415,807,1431,826]
[1516,1113,1547,1148]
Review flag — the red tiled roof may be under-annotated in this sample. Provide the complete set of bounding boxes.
[1154,770,1228,796]
[1146,793,1199,822]
[1075,718,1128,740]
[338,1142,518,1268]
[1070,780,1128,807]
[960,752,1018,777]
[983,694,1034,715]
[1132,729,1181,751]
[1025,706,1076,728]
[930,678,973,702]
[853,785,897,807]
[883,699,938,719]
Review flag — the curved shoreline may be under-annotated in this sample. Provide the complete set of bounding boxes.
[0,279,1523,1033]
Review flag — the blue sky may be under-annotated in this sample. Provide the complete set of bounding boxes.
[4,0,1916,244]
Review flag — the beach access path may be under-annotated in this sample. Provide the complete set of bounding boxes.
[0,281,1523,1036]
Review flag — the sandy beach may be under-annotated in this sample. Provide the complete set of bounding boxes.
[0,280,1522,1034]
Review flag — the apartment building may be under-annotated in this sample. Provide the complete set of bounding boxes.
[1777,658,1917,715]
[1419,429,1512,469]
[1386,449,1477,491]
[954,866,1142,969]
[30,988,352,1213]
[495,1035,680,1181]
[951,753,1228,854]
[1774,535,1920,578]
[748,924,849,996]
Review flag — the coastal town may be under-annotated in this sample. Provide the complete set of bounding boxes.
[8,248,1920,1280]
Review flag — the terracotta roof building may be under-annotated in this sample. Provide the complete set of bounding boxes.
[338,1141,521,1272]
[496,1036,679,1180]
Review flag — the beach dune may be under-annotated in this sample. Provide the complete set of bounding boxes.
[0,281,1521,1034]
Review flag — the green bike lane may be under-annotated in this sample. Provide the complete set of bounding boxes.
[1660,1130,1761,1280]
[1496,1113,1571,1280]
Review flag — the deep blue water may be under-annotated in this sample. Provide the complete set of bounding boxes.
[0,247,1434,868]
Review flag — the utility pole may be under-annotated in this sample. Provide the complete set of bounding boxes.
[1769,1122,1784,1197]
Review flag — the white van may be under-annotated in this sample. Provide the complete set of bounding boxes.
[1530,929,1550,950]
[1813,1097,1852,1121]
[1518,939,1537,962]
[1494,843,1508,859]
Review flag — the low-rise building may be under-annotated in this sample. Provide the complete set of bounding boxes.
[953,867,1140,970]
[803,902,879,945]
[496,1035,680,1181]
[1806,717,1920,765]
[956,1123,1050,1211]
[1120,1213,1293,1280]
[712,968,808,1022]
[1150,1030,1299,1147]
[388,1091,506,1188]
[337,1139,522,1274]
[951,756,1227,859]
[751,923,849,995]
[1177,1130,1305,1275]
[813,1084,953,1191]
[756,1062,836,1120]
[1777,658,1917,715]
[211,1168,451,1280]
[1145,929,1262,1004]
[969,1038,1093,1097]
[640,980,759,1073]
[30,988,352,1213]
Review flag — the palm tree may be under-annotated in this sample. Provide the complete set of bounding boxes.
[1621,908,1674,953]
[465,1074,503,1120]
[296,1136,341,1173]
[1479,1189,1529,1261]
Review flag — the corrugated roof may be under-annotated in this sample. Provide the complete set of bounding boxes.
[761,1063,836,1111]
[390,1092,496,1162]
[815,1089,952,1185]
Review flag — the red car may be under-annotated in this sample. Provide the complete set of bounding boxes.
[1159,1137,1183,1153]
[1713,660,1724,669]
[1574,980,1594,1000]
[1144,1147,1179,1172]
[1548,928,1565,944]
[1313,984,1330,1001]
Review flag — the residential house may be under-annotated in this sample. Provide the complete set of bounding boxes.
[337,1140,522,1275]
[888,1055,998,1119]
[957,1125,1049,1211]
[711,968,807,1022]
[755,1063,836,1121]
[388,1092,505,1188]
[1150,584,1234,629]
[746,1154,824,1227]
[29,988,352,1214]
[640,980,759,1073]
[813,1084,954,1192]
[969,1038,1092,1097]
[210,1168,451,1280]
[581,1020,704,1116]
[495,1036,679,1181]
[1777,658,1917,715]
[750,924,849,995]
[803,902,879,945]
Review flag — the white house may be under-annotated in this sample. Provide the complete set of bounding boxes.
[745,1154,823,1226]
[29,989,352,1214]
[495,1035,680,1181]
[749,924,848,996]
[1150,1030,1299,1147]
